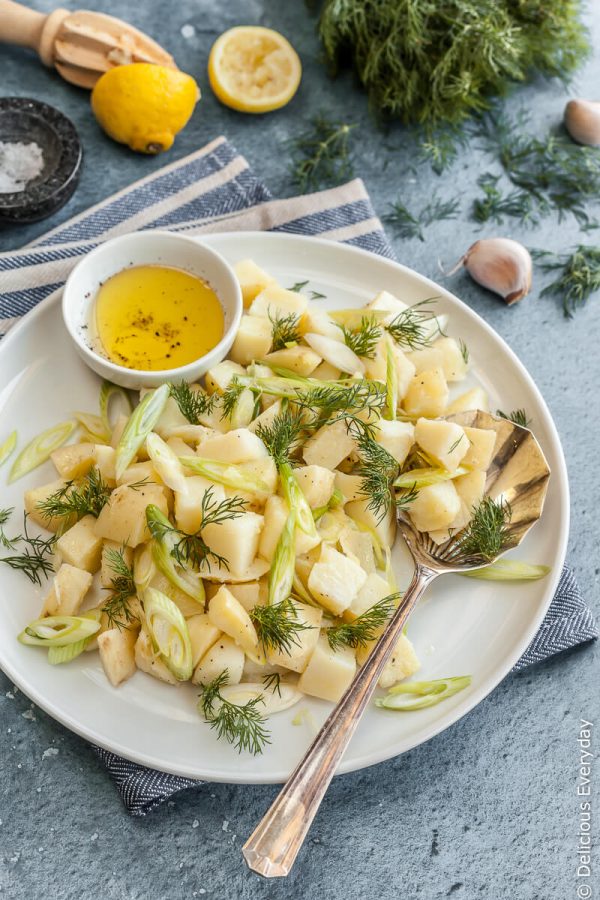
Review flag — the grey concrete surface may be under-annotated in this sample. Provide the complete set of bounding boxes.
[1,2,599,899]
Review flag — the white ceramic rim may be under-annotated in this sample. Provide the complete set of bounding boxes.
[0,232,569,782]
[61,230,243,386]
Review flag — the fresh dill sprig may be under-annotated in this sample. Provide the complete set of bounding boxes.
[327,594,398,651]
[290,117,355,193]
[287,280,327,300]
[533,245,600,317]
[497,408,530,428]
[102,546,137,629]
[255,407,305,468]
[269,311,302,351]
[354,431,401,521]
[0,513,56,585]
[459,339,469,365]
[384,298,442,350]
[339,317,381,359]
[169,381,217,424]
[458,497,512,562]
[0,507,18,550]
[36,468,111,524]
[472,173,539,226]
[384,194,460,241]
[198,670,270,755]
[250,599,314,655]
[169,488,247,571]
[296,380,386,439]
[262,672,282,697]
[220,376,245,421]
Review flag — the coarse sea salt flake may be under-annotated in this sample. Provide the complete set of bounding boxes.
[0,141,44,193]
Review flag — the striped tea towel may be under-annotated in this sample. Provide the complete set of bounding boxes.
[0,136,596,816]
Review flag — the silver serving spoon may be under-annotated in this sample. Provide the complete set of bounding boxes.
[242,411,551,877]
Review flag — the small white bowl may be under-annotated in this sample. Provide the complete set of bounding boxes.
[62,230,243,389]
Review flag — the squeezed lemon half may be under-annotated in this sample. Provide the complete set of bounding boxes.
[208,26,302,113]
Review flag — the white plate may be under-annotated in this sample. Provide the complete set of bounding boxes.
[0,233,569,783]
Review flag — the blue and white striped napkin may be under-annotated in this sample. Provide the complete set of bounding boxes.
[0,136,596,815]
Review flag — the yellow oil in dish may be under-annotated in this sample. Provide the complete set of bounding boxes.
[95,265,224,371]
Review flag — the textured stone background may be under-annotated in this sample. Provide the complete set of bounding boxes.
[1,2,599,898]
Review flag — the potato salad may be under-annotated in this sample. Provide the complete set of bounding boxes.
[8,259,504,753]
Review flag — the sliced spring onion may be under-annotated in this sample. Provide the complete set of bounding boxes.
[99,380,132,433]
[385,336,398,421]
[462,560,551,581]
[74,412,110,443]
[228,387,255,429]
[219,682,302,716]
[179,456,270,497]
[0,430,17,468]
[375,676,472,711]
[352,519,385,569]
[146,505,205,605]
[115,384,169,481]
[133,543,156,592]
[291,572,319,608]
[394,465,469,490]
[144,587,193,681]
[9,420,77,484]
[269,510,296,606]
[48,637,90,665]
[18,615,100,647]
[146,433,188,494]
[279,462,317,539]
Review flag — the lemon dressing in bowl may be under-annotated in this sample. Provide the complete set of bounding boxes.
[94,264,224,371]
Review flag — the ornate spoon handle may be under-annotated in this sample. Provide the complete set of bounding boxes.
[242,564,437,878]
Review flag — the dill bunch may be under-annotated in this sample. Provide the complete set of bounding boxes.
[385,195,460,241]
[317,0,588,130]
[290,116,355,193]
[533,246,600,317]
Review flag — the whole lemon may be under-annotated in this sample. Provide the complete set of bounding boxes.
[91,63,200,154]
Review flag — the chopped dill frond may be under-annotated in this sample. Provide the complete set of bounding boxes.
[458,497,512,561]
[255,407,305,468]
[459,339,469,365]
[472,173,540,226]
[250,599,314,655]
[327,594,398,650]
[385,298,442,350]
[290,116,355,193]
[169,381,217,424]
[287,280,326,300]
[36,468,111,523]
[496,408,530,428]
[269,311,302,351]
[0,513,56,585]
[220,376,246,421]
[102,546,137,629]
[339,317,382,359]
[198,670,270,755]
[385,194,460,241]
[533,245,600,317]
[262,672,283,697]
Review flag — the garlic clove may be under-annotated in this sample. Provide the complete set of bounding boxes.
[460,238,532,306]
[564,99,600,147]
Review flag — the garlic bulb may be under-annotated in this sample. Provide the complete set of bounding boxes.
[458,238,532,305]
[564,99,600,147]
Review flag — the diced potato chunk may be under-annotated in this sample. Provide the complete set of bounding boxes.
[247,399,282,435]
[408,481,461,533]
[434,337,469,382]
[345,497,397,549]
[230,315,273,365]
[202,512,264,578]
[366,290,409,318]
[429,500,472,545]
[344,572,390,620]
[258,495,320,562]
[56,514,103,573]
[134,629,178,685]
[403,368,449,418]
[446,387,489,414]
[375,420,415,466]
[299,307,341,341]
[303,420,357,470]
[208,585,259,656]
[98,627,138,687]
[307,543,367,615]
[334,471,364,503]
[264,345,322,376]
[378,634,421,688]
[249,284,308,319]
[365,341,416,403]
[414,418,468,472]
[41,564,92,616]
[406,347,444,375]
[196,428,267,464]
[192,635,245,686]
[311,361,341,380]
[293,465,335,510]
[219,581,261,612]
[117,460,161,487]
[298,635,356,702]
[24,479,70,533]
[339,527,376,574]
[174,476,225,534]
[95,482,169,547]
[186,613,222,668]
[454,469,486,513]
[267,600,323,673]
[205,360,245,395]
[110,414,129,448]
[93,444,116,487]
[461,426,496,470]
[234,259,276,307]
[50,443,95,479]
[100,540,133,589]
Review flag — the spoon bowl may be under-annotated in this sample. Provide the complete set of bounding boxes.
[242,412,551,878]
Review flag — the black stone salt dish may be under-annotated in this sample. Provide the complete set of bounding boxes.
[0,97,82,225]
